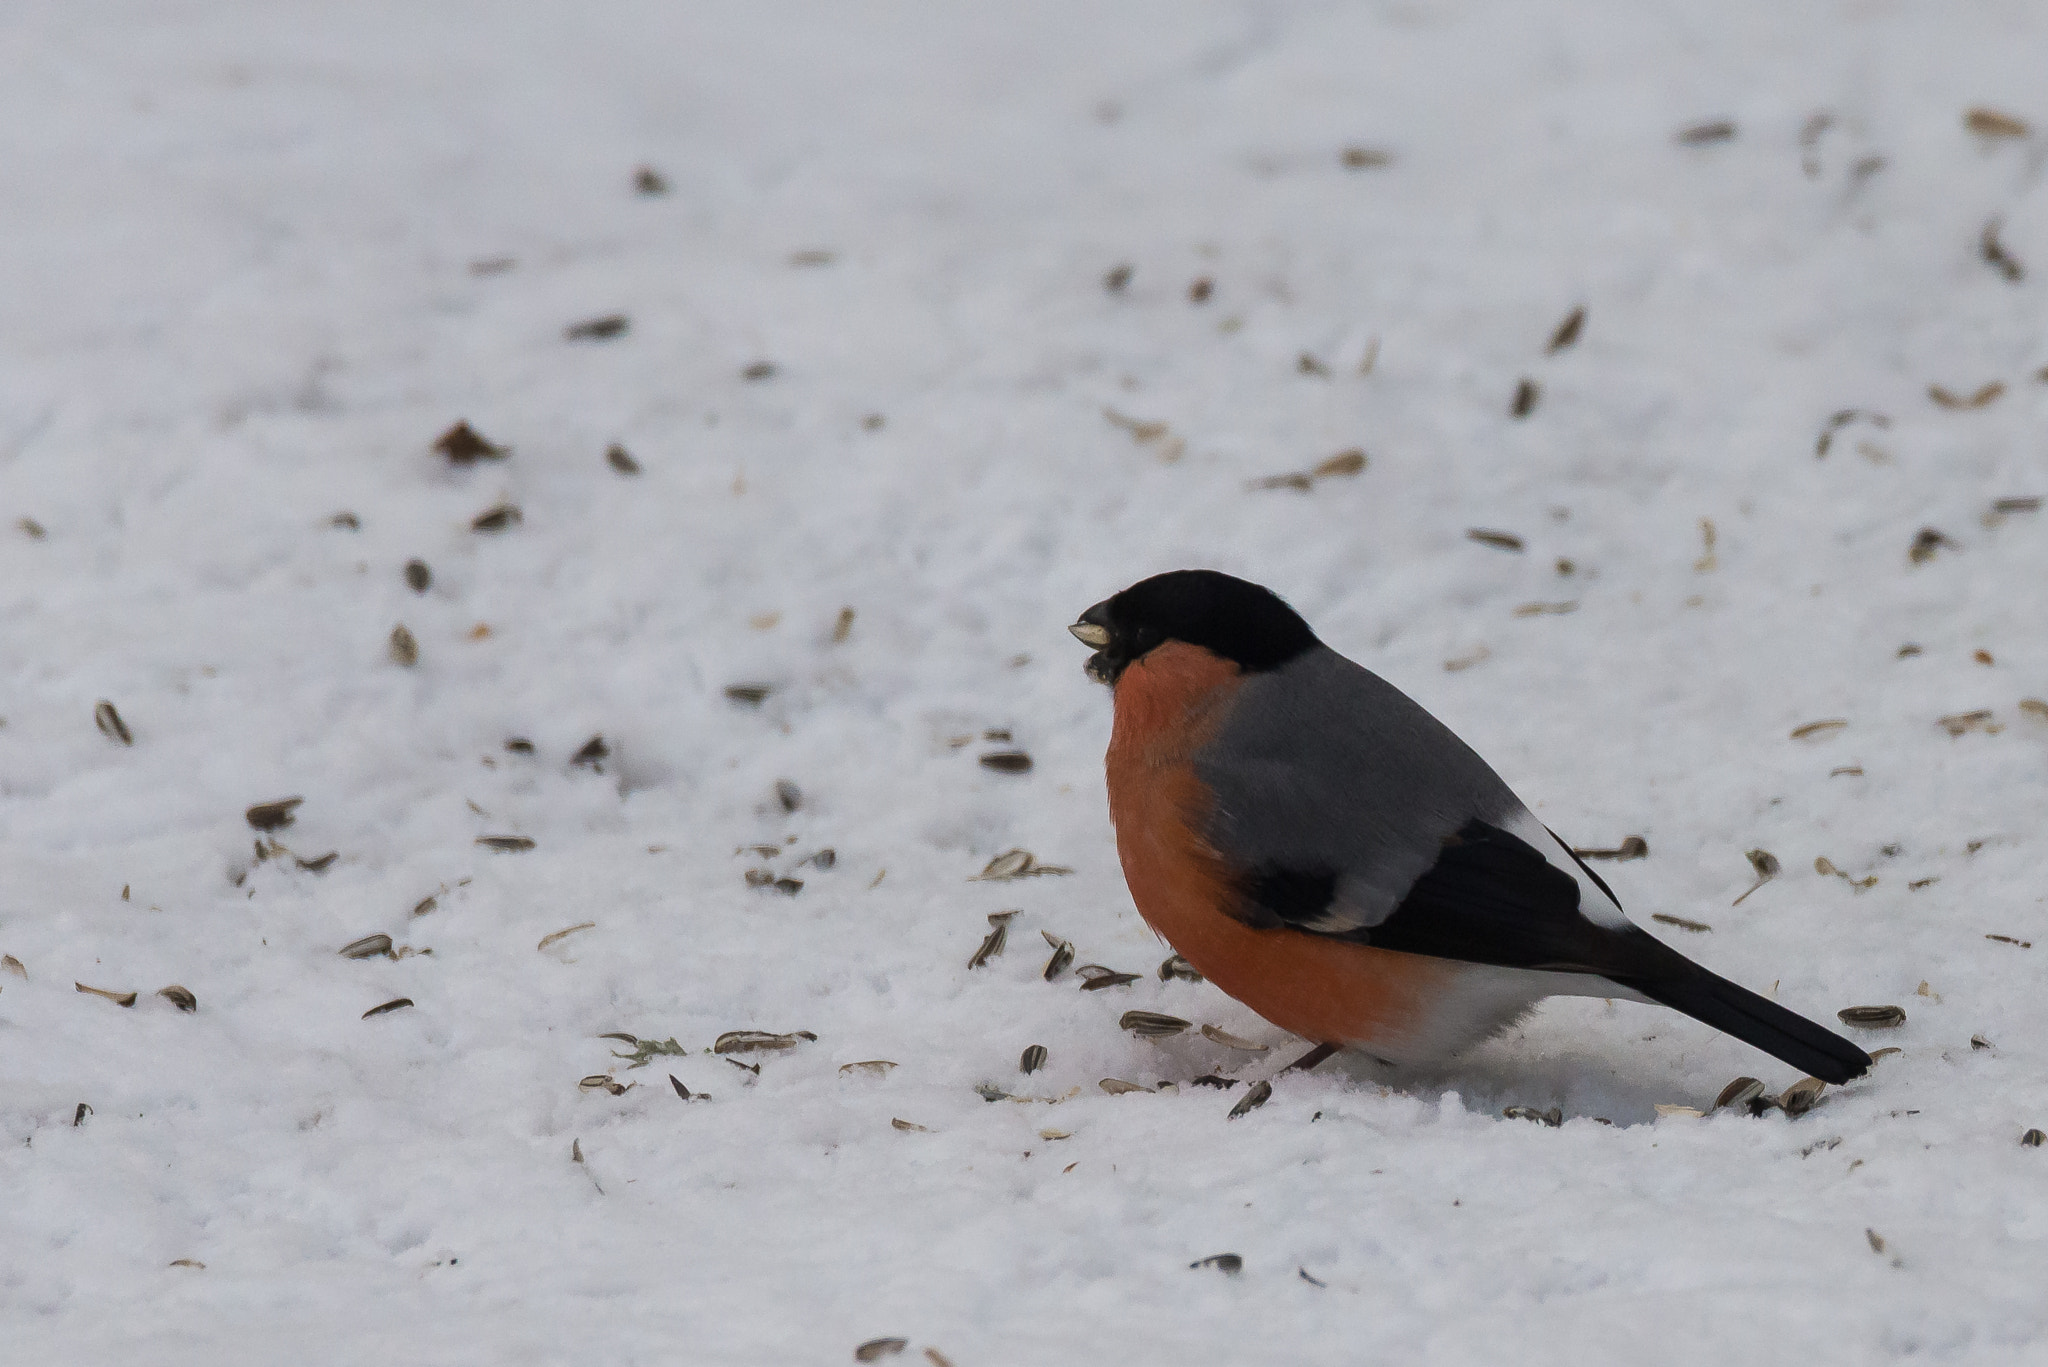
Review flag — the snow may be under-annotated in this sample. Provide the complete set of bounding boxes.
[3,2,2047,1361]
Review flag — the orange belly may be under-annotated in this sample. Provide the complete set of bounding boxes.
[1104,641,1458,1051]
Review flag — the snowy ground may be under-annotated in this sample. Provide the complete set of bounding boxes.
[3,2,2047,1362]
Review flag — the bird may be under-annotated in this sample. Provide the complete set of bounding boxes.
[1069,569,1871,1085]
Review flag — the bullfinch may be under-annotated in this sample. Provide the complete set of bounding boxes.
[1069,569,1871,1085]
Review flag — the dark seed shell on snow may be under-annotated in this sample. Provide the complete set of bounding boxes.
[1019,1044,1048,1074]
[1837,1005,1906,1028]
[340,934,393,960]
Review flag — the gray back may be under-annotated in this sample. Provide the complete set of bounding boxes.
[1193,646,1523,932]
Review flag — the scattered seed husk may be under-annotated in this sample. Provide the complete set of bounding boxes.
[73,1103,91,1126]
[971,849,1071,881]
[1,955,24,979]
[1121,1011,1192,1039]
[1191,1253,1243,1274]
[1929,381,2005,410]
[340,933,393,960]
[154,985,196,1013]
[1191,1074,1239,1090]
[1838,1005,1906,1029]
[831,606,856,642]
[94,700,133,746]
[244,796,306,832]
[1103,263,1133,292]
[388,623,419,666]
[1939,709,1996,737]
[724,682,773,706]
[1651,913,1711,933]
[1870,1047,1900,1061]
[1467,528,1525,552]
[967,922,1009,969]
[471,503,522,532]
[726,1057,760,1075]
[1077,969,1141,991]
[1654,1104,1705,1119]
[890,1118,928,1133]
[168,1259,204,1269]
[1981,218,2025,282]
[1513,600,1578,617]
[1985,934,2032,948]
[75,981,137,1007]
[633,164,668,194]
[1832,766,1865,779]
[744,868,775,888]
[669,1074,710,1101]
[979,750,1032,773]
[1228,1080,1273,1118]
[1814,856,1878,890]
[1965,107,2030,138]
[572,736,609,768]
[840,1060,897,1077]
[741,360,776,380]
[1020,1044,1048,1074]
[855,1338,909,1361]
[769,779,801,814]
[537,922,596,952]
[19,516,48,539]
[1909,528,1957,564]
[1159,954,1203,983]
[1510,377,1539,418]
[1041,933,1075,980]
[603,443,641,476]
[1341,145,1393,168]
[1973,1034,1993,1050]
[362,997,414,1019]
[1791,719,1848,740]
[1503,1105,1563,1127]
[476,835,535,852]
[715,1030,813,1054]
[1715,1077,1766,1111]
[1995,497,2042,515]
[1547,306,1586,353]
[974,1082,1012,1102]
[434,421,507,464]
[565,314,628,341]
[1199,1024,1268,1052]
[804,848,836,869]
[403,559,432,593]
[579,1075,630,1095]
[1297,352,1331,376]
[1249,470,1314,493]
[1677,119,1737,144]
[330,510,364,530]
[1575,836,1649,861]
[411,893,440,917]
[503,738,535,756]
[2023,1129,2046,1148]
[1099,1078,1152,1095]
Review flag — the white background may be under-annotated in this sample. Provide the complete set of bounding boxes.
[3,3,2045,1362]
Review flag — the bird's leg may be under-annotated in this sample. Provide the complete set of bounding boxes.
[1282,1042,1340,1073]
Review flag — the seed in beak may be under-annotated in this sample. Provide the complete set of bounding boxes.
[1069,622,1111,648]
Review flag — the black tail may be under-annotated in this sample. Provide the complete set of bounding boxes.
[1623,955,1872,1085]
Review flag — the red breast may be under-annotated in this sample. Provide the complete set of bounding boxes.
[1106,640,1458,1049]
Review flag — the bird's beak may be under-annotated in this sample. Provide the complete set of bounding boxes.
[1071,601,1116,684]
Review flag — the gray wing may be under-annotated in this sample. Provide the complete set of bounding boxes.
[1192,646,1529,934]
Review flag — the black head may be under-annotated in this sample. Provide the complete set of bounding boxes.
[1068,570,1320,684]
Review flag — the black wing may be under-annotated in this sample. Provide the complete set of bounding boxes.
[1236,820,1872,1084]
